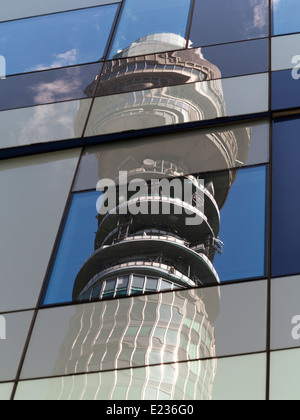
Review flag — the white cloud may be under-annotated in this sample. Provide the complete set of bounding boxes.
[29,49,79,72]
[31,76,82,104]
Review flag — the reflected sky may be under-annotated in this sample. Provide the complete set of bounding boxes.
[108,0,192,58]
[190,0,268,47]
[43,165,268,305]
[0,5,119,76]
[214,166,267,282]
[272,0,300,35]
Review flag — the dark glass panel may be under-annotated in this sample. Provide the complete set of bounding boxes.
[0,63,101,111]
[201,38,269,79]
[272,117,300,277]
[190,0,268,47]
[272,69,300,110]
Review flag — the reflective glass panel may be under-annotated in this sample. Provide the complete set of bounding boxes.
[98,39,268,98]
[201,38,269,79]
[272,34,300,72]
[0,99,91,149]
[25,282,266,379]
[213,165,268,282]
[270,349,300,400]
[0,0,120,22]
[271,276,300,350]
[272,70,300,110]
[0,383,13,401]
[108,0,192,59]
[190,0,268,47]
[0,311,33,382]
[75,121,269,192]
[0,63,101,111]
[0,150,81,313]
[272,0,300,36]
[16,354,266,400]
[43,191,98,306]
[85,73,268,137]
[44,163,267,306]
[0,5,119,76]
[272,117,300,277]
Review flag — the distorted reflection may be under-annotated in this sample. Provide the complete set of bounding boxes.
[52,33,255,400]
[54,288,219,400]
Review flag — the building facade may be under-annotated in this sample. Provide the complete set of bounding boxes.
[0,0,300,400]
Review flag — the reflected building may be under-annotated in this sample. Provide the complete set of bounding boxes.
[56,34,251,400]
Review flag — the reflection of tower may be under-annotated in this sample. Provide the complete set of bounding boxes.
[59,35,251,400]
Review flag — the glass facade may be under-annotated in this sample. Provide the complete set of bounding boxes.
[0,0,299,401]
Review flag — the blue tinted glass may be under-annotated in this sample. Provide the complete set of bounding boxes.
[202,39,269,79]
[272,0,300,35]
[272,70,300,110]
[272,117,300,277]
[109,0,192,58]
[43,191,99,306]
[190,0,268,47]
[214,166,268,282]
[0,5,119,76]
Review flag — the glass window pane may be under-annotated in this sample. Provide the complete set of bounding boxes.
[190,0,268,47]
[146,278,158,291]
[74,121,269,192]
[0,0,120,22]
[270,349,300,400]
[0,99,92,150]
[21,283,266,379]
[160,280,172,291]
[201,38,269,79]
[0,383,13,401]
[0,150,80,312]
[132,276,145,290]
[0,63,101,112]
[85,73,268,137]
[91,285,102,300]
[116,276,129,290]
[271,275,300,350]
[272,34,300,72]
[0,5,119,76]
[15,354,266,400]
[0,311,34,382]
[105,279,116,292]
[272,0,300,36]
[272,70,300,111]
[213,166,268,282]
[108,0,192,59]
[212,354,266,401]
[43,191,99,306]
[98,39,268,98]
[272,117,300,277]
